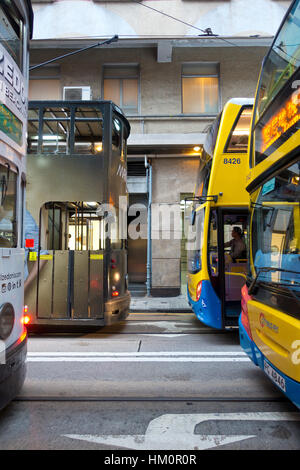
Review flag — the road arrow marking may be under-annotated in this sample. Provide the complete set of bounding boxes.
[63,432,254,450]
[63,412,300,450]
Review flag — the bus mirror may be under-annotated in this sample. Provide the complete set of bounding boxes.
[190,210,196,226]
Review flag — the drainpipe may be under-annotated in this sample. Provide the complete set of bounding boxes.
[145,156,152,297]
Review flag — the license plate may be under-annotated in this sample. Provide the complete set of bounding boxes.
[264,360,286,392]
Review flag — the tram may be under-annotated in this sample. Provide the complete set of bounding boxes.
[239,0,300,408]
[24,100,131,330]
[0,0,33,409]
[187,98,253,329]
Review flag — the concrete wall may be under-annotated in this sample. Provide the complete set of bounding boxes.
[29,45,267,135]
[31,0,289,38]
[150,157,199,295]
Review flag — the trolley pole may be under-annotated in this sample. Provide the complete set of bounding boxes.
[29,35,119,71]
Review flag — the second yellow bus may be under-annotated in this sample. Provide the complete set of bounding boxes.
[187,98,253,329]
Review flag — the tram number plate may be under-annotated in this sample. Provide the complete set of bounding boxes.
[264,360,286,392]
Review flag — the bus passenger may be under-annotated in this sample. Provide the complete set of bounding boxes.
[224,226,246,262]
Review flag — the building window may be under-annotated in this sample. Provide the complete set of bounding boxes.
[29,64,61,100]
[182,63,219,115]
[103,65,139,115]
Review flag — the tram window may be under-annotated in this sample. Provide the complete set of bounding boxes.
[110,212,122,250]
[27,108,40,154]
[48,206,62,250]
[112,117,121,151]
[0,2,23,69]
[43,202,105,251]
[225,107,252,153]
[74,107,103,155]
[42,108,71,154]
[0,165,17,248]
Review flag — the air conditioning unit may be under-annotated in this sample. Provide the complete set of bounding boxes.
[63,86,91,101]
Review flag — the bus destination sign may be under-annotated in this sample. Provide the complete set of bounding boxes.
[260,86,300,153]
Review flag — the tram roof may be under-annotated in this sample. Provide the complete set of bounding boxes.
[28,99,131,138]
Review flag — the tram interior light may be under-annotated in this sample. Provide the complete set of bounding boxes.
[31,135,64,141]
[94,142,103,152]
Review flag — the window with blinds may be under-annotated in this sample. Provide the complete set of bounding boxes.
[103,65,139,115]
[29,64,61,100]
[182,63,219,115]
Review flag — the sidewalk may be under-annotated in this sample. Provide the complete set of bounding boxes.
[129,294,192,313]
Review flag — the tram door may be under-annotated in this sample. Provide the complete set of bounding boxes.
[34,202,105,320]
[221,210,248,324]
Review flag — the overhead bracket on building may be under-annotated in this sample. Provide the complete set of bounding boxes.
[157,41,173,63]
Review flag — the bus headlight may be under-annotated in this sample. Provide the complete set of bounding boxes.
[0,303,15,340]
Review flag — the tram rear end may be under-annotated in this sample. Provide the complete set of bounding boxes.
[24,101,130,330]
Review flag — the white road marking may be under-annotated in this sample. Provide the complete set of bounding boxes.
[141,334,188,337]
[127,321,200,333]
[27,351,249,362]
[63,412,300,450]
[28,351,247,356]
[27,357,250,362]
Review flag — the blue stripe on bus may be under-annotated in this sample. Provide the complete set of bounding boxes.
[239,315,300,409]
[187,280,222,329]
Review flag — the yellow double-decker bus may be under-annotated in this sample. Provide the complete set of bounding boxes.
[187,98,253,329]
[239,0,300,408]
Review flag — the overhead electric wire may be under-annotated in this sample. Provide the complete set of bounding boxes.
[129,0,265,50]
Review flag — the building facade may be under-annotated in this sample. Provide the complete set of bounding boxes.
[29,0,290,296]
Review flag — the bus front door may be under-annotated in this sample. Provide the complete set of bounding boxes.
[221,210,248,327]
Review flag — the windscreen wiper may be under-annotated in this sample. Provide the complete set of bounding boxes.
[248,267,300,295]
[274,281,300,305]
